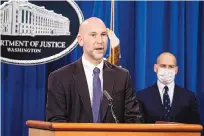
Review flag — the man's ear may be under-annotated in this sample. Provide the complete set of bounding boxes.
[175,66,178,75]
[77,34,83,47]
[154,64,158,73]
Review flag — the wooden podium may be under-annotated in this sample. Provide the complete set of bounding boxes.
[26,120,203,136]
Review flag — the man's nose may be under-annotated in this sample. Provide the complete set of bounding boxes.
[96,35,103,43]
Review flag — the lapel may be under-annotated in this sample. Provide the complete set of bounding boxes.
[101,61,115,121]
[151,83,164,115]
[73,58,93,122]
[170,85,181,117]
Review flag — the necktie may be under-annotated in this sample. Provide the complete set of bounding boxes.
[163,86,171,121]
[92,67,102,122]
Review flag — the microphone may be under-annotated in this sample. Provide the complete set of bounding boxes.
[103,90,119,123]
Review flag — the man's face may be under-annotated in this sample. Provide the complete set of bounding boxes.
[78,20,108,62]
[154,54,178,74]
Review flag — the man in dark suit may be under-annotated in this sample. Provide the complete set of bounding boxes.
[136,52,200,124]
[46,17,144,123]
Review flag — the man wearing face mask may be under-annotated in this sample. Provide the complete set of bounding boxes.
[136,52,200,124]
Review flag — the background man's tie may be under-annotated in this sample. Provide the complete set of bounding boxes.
[163,86,171,121]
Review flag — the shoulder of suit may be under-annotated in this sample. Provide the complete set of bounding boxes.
[105,60,129,73]
[136,83,157,96]
[175,84,196,97]
[49,60,78,77]
[137,84,196,95]
[138,84,156,92]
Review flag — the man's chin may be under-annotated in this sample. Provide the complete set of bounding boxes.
[93,56,104,61]
[93,53,104,58]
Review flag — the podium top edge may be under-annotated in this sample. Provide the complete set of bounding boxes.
[26,120,203,132]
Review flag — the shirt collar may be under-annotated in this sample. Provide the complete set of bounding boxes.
[157,80,175,93]
[82,55,104,73]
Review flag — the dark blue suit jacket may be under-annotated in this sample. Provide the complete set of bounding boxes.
[136,83,200,124]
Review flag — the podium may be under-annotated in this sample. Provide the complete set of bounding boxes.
[26,120,203,136]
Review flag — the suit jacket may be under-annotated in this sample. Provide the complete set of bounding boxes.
[136,83,200,124]
[46,58,144,123]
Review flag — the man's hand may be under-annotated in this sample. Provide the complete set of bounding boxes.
[107,28,120,48]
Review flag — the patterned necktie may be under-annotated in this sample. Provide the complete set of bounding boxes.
[163,86,171,121]
[92,67,102,123]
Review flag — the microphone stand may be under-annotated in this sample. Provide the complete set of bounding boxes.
[108,100,119,123]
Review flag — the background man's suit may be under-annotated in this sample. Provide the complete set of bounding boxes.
[46,58,144,123]
[136,83,200,124]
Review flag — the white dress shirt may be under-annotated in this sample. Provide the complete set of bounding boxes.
[157,80,175,106]
[82,55,104,106]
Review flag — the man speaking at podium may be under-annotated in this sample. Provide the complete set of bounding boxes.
[46,17,144,123]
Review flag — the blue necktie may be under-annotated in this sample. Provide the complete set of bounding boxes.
[92,67,102,123]
[163,86,171,121]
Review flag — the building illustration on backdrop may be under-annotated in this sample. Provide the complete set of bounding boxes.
[0,0,71,36]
